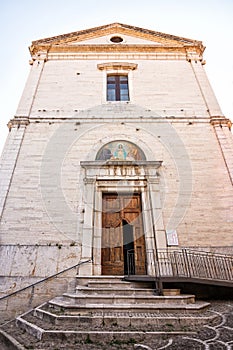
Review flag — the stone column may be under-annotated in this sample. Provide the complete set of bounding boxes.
[78,178,95,275]
[148,178,167,250]
[93,187,102,275]
[141,188,156,275]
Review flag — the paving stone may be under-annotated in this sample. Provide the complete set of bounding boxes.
[134,344,152,350]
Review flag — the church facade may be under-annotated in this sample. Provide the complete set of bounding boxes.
[0,23,233,287]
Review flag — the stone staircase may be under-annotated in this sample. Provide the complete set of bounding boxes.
[14,276,215,346]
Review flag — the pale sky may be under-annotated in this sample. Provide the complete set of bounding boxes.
[0,0,233,154]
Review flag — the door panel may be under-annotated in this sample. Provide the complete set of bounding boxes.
[102,225,123,275]
[102,193,146,275]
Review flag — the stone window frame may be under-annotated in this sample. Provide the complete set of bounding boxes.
[97,62,138,104]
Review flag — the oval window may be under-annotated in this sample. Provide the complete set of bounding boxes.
[110,36,123,43]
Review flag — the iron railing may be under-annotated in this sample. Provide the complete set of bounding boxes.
[126,249,135,275]
[127,248,233,283]
[157,249,233,281]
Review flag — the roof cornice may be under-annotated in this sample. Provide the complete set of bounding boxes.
[30,44,204,56]
[29,23,204,56]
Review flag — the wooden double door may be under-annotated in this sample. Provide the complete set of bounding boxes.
[101,193,146,275]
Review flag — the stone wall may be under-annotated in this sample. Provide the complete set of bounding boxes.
[16,59,221,118]
[0,268,79,323]
[0,244,83,322]
[0,118,232,252]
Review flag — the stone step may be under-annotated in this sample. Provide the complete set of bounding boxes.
[14,296,213,347]
[48,298,209,315]
[15,313,200,343]
[87,281,154,289]
[10,276,212,347]
[32,304,216,330]
[76,276,125,285]
[54,293,196,306]
[77,276,153,289]
[76,285,156,296]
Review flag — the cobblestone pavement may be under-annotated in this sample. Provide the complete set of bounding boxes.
[147,301,233,350]
[1,300,233,349]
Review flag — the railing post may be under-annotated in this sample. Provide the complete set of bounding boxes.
[154,249,163,295]
[127,251,130,277]
[127,249,135,276]
[182,248,191,278]
[170,251,178,276]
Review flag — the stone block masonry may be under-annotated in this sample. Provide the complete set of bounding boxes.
[0,23,233,315]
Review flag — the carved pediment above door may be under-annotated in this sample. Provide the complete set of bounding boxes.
[80,160,162,183]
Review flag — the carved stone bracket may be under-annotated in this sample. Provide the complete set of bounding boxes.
[7,117,30,131]
[210,116,232,130]
[83,178,96,184]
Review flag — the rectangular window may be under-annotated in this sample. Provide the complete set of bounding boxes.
[107,75,129,101]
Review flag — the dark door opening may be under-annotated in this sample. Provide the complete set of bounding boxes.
[123,220,135,275]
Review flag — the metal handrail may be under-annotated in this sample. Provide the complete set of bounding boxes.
[127,247,233,283]
[156,249,233,282]
[126,249,135,275]
[0,259,91,301]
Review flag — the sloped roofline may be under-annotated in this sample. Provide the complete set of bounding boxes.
[31,22,202,46]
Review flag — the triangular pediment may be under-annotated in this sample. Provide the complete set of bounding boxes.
[66,33,164,46]
[31,23,203,53]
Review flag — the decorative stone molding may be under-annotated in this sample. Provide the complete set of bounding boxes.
[97,62,138,71]
[31,45,202,56]
[81,161,163,180]
[81,160,162,168]
[29,23,204,58]
[46,52,189,61]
